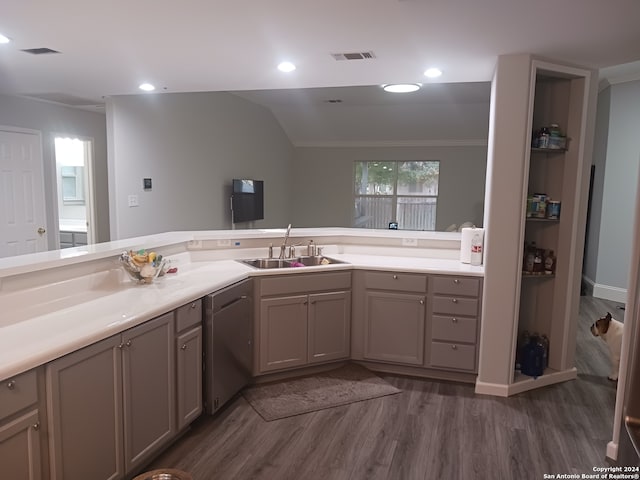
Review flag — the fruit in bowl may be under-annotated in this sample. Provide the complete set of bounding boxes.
[120,250,166,284]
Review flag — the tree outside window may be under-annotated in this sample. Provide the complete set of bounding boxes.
[354,161,439,230]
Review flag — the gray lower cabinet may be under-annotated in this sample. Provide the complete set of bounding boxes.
[46,312,175,480]
[175,300,203,430]
[308,291,351,364]
[256,272,351,374]
[260,295,309,372]
[361,271,427,366]
[0,369,43,480]
[363,291,426,365]
[427,275,482,373]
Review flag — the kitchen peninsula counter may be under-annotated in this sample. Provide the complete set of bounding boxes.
[0,228,483,381]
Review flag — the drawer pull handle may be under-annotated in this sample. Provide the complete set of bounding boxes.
[32,422,40,431]
[393,275,398,280]
[451,344,458,350]
[452,298,458,304]
[452,317,458,323]
[6,380,15,390]
[453,279,460,284]
[181,344,188,350]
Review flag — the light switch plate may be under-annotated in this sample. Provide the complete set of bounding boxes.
[128,194,139,207]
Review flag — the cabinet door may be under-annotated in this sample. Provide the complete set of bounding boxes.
[364,291,425,365]
[259,295,308,372]
[0,409,42,480]
[46,335,124,480]
[122,312,175,473]
[308,291,351,364]
[176,326,202,430]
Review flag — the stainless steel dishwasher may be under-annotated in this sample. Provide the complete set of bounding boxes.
[204,279,253,414]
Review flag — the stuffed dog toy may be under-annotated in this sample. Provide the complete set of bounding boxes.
[590,312,624,381]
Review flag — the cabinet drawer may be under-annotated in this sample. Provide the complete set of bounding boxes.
[432,296,478,316]
[431,276,480,297]
[260,272,351,296]
[430,342,476,371]
[0,370,37,419]
[364,271,426,293]
[176,299,202,332]
[431,315,477,344]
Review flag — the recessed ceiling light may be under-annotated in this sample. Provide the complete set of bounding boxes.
[424,68,443,78]
[277,62,296,73]
[382,83,421,93]
[139,83,155,92]
[0,34,11,44]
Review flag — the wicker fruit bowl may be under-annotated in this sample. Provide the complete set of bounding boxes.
[119,250,166,284]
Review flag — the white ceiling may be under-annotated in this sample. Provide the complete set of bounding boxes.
[2,0,640,108]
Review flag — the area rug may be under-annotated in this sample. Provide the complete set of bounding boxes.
[242,363,401,421]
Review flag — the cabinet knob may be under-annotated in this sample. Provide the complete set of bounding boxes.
[452,298,458,304]
[191,302,197,309]
[419,299,424,305]
[6,380,15,390]
[117,343,124,349]
[32,421,40,431]
[181,344,187,350]
[125,340,132,347]
[452,317,458,323]
[453,279,460,284]
[393,275,398,280]
[451,344,458,350]
[311,300,316,305]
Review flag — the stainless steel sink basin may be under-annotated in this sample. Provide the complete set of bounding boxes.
[238,255,345,269]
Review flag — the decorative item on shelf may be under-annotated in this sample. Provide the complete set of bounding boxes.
[119,249,167,284]
[532,123,567,150]
[544,250,556,275]
[522,242,557,276]
[547,200,561,220]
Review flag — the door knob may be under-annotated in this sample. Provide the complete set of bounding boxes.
[37,227,46,235]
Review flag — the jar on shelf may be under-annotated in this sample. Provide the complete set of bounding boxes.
[538,126,550,149]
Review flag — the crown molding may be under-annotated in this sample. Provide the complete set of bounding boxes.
[293,139,488,148]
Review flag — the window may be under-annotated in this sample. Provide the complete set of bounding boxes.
[60,166,85,203]
[354,161,439,230]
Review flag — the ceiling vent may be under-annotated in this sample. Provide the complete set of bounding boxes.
[331,51,376,61]
[21,47,60,55]
[325,99,343,104]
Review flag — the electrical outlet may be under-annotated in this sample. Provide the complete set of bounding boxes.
[127,194,139,207]
[402,237,418,247]
[217,239,231,247]
[188,240,202,249]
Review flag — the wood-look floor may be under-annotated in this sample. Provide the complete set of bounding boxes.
[145,296,625,480]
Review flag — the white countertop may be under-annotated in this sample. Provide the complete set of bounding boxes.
[0,228,483,381]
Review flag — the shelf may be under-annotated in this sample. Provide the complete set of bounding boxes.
[522,272,555,278]
[525,217,559,223]
[531,147,567,154]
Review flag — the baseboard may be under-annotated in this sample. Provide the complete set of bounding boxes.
[474,380,510,397]
[582,275,595,296]
[593,283,627,303]
[606,441,618,461]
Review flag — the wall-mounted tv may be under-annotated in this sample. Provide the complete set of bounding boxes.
[231,179,264,223]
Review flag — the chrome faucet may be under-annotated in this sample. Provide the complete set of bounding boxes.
[279,224,292,259]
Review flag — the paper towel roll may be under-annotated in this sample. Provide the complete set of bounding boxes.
[460,227,485,264]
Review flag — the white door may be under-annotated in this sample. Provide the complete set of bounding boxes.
[0,128,47,258]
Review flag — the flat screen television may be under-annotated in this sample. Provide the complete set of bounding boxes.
[231,179,264,223]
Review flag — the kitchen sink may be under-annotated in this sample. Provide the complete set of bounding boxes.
[238,255,345,269]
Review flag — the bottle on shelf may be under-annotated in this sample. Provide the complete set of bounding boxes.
[533,248,544,274]
[538,126,550,149]
[544,250,556,275]
[524,242,536,273]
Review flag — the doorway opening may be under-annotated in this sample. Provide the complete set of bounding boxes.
[54,136,96,248]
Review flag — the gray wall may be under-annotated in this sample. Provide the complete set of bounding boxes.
[291,145,487,230]
[106,92,295,239]
[590,80,640,299]
[0,94,109,247]
[583,88,610,286]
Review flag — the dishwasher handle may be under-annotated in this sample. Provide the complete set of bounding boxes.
[218,295,248,312]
